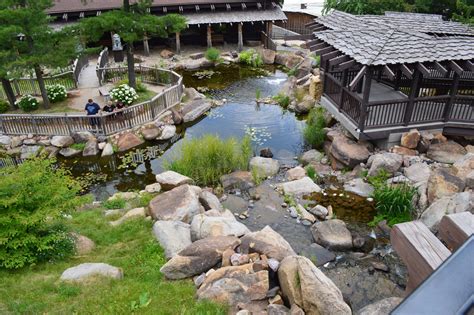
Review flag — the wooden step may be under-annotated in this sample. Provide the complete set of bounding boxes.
[391,220,451,293]
[438,212,474,251]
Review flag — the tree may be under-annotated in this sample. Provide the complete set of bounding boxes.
[78,0,186,89]
[0,26,18,108]
[0,0,79,109]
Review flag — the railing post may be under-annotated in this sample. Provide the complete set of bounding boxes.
[30,114,39,135]
[358,68,372,132]
[443,72,460,122]
[64,113,72,135]
[403,69,421,126]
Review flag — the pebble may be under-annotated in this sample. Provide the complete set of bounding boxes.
[371,261,390,272]
[301,220,312,226]
[268,258,280,272]
[194,273,206,287]
[239,214,247,220]
[367,197,374,202]
[266,286,280,298]
[281,202,288,208]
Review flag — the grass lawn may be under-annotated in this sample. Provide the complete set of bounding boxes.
[134,89,158,105]
[0,207,226,315]
[4,98,77,115]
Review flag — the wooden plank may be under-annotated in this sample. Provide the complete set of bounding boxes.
[449,60,464,75]
[313,46,335,56]
[337,59,356,71]
[383,65,396,80]
[434,61,448,76]
[439,212,474,251]
[309,42,328,51]
[349,66,367,91]
[400,64,414,79]
[328,55,350,67]
[417,62,432,78]
[391,221,451,293]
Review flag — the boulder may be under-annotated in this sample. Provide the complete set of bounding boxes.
[160,49,174,59]
[311,219,353,250]
[343,178,374,198]
[160,236,240,279]
[190,210,250,240]
[189,52,205,60]
[260,147,274,158]
[467,171,474,189]
[101,143,114,157]
[286,166,307,181]
[427,141,467,164]
[155,170,193,190]
[368,153,403,176]
[145,183,161,193]
[309,75,323,100]
[20,145,42,159]
[249,157,280,178]
[0,135,11,146]
[141,128,161,140]
[185,87,205,100]
[240,226,296,261]
[149,184,203,223]
[220,171,254,191]
[400,129,420,149]
[278,256,351,315]
[391,145,417,156]
[309,205,329,220]
[58,147,81,158]
[467,145,474,154]
[82,140,99,157]
[296,204,316,223]
[51,135,74,148]
[453,153,474,182]
[157,125,176,140]
[300,149,324,165]
[116,133,144,152]
[268,304,290,315]
[199,190,223,211]
[300,243,336,267]
[356,297,403,315]
[285,54,304,69]
[294,96,314,114]
[427,167,465,204]
[404,163,431,183]
[330,136,370,168]
[182,99,213,123]
[152,221,192,259]
[60,263,123,281]
[72,131,95,144]
[262,49,276,64]
[278,177,322,196]
[420,192,473,231]
[72,233,95,255]
[197,263,269,307]
[109,207,146,226]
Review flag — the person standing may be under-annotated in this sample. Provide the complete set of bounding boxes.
[85,99,101,131]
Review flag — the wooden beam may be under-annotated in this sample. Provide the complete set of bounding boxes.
[466,60,474,71]
[306,39,323,47]
[439,212,474,251]
[358,68,372,131]
[349,65,367,91]
[305,21,319,27]
[383,65,396,80]
[322,50,340,60]
[400,64,414,79]
[403,69,421,125]
[434,61,448,76]
[417,62,432,78]
[328,55,350,67]
[312,26,327,32]
[449,60,463,75]
[337,59,356,71]
[443,71,460,122]
[313,46,335,56]
[309,42,328,51]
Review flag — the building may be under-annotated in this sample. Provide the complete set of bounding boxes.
[308,10,474,143]
[48,0,287,52]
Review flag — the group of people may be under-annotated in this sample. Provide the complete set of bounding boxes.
[84,99,126,128]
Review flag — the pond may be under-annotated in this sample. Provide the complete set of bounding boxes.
[60,64,307,199]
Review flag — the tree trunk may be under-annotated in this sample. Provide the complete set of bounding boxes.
[126,42,136,89]
[1,78,17,108]
[123,0,130,12]
[34,64,50,109]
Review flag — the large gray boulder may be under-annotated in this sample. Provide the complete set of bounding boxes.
[60,263,123,281]
[199,190,223,211]
[311,219,353,250]
[157,125,176,141]
[286,166,307,181]
[262,48,276,64]
[343,178,374,197]
[0,135,12,146]
[220,171,254,191]
[141,127,161,140]
[149,185,203,223]
[101,143,114,157]
[51,135,74,148]
[420,192,473,231]
[182,99,213,123]
[20,145,42,159]
[427,141,467,164]
[249,157,280,178]
[278,177,322,196]
[116,133,144,152]
[356,297,403,315]
[400,129,420,149]
[82,140,99,157]
[278,256,351,315]
[58,147,81,158]
[427,167,465,204]
[368,152,403,176]
[155,170,193,190]
[240,226,296,261]
[404,163,431,183]
[453,153,474,182]
[160,236,240,279]
[331,136,370,168]
[300,149,324,165]
[153,220,192,259]
[72,131,95,144]
[190,209,250,240]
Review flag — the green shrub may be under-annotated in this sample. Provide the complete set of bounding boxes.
[0,159,83,269]
[70,143,86,151]
[0,99,10,113]
[16,95,39,112]
[311,54,320,67]
[239,49,263,67]
[165,134,252,186]
[205,47,221,63]
[273,93,290,108]
[305,165,316,180]
[45,84,67,103]
[304,107,327,148]
[255,88,261,100]
[251,166,265,186]
[103,197,126,210]
[287,66,298,77]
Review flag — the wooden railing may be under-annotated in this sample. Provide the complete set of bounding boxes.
[0,68,183,136]
[96,47,109,86]
[261,31,277,51]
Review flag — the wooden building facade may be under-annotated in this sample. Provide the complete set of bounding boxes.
[308,11,474,140]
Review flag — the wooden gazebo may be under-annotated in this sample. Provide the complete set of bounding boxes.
[307,11,474,141]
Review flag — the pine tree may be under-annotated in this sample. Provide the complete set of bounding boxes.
[0,0,79,109]
[78,0,186,89]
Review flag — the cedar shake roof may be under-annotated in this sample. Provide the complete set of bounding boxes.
[184,7,286,25]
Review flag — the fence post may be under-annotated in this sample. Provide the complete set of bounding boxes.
[31,114,39,135]
[64,113,72,135]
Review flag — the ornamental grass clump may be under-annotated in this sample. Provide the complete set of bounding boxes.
[45,84,67,103]
[239,49,263,67]
[0,159,84,269]
[165,134,252,186]
[205,47,221,63]
[110,84,139,106]
[16,95,39,112]
[304,107,326,149]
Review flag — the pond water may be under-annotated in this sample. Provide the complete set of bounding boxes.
[60,64,307,199]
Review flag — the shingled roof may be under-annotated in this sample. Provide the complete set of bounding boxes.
[184,7,286,25]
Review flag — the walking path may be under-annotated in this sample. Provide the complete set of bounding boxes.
[68,58,104,113]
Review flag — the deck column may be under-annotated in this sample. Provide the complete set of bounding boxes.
[403,69,421,126]
[443,72,460,122]
[207,24,212,48]
[143,36,150,56]
[394,69,402,91]
[358,68,373,131]
[176,32,181,55]
[237,23,243,52]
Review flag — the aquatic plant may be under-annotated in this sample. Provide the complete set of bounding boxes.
[255,88,262,100]
[273,93,290,108]
[165,134,252,186]
[192,70,218,79]
[205,47,221,63]
[244,125,272,153]
[303,107,326,149]
[239,49,263,67]
[70,143,86,151]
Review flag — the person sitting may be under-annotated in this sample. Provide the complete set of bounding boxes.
[103,101,115,113]
[85,99,101,129]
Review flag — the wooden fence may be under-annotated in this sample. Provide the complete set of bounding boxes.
[0,68,183,137]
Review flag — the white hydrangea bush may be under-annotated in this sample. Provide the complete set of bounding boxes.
[110,84,139,106]
[45,84,67,103]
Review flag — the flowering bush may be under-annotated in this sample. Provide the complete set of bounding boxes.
[16,95,39,112]
[46,84,67,103]
[110,84,139,106]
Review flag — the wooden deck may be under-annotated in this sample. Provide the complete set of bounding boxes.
[358,80,407,102]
